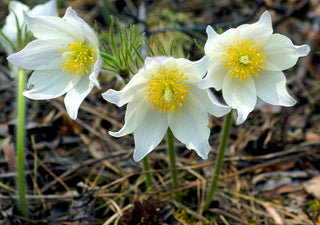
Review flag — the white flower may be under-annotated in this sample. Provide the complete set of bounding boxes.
[102,56,231,161]
[7,7,102,119]
[1,0,58,52]
[201,11,310,125]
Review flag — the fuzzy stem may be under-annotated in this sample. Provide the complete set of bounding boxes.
[167,128,180,201]
[142,156,153,189]
[101,0,111,27]
[203,110,233,211]
[17,68,28,218]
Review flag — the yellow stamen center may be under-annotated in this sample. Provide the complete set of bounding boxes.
[59,40,95,76]
[222,39,267,81]
[146,68,189,114]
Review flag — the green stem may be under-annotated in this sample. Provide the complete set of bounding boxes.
[101,0,111,27]
[17,68,28,218]
[142,156,153,189]
[167,128,180,201]
[203,110,233,211]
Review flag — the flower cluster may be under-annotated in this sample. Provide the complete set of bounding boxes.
[201,11,310,125]
[1,0,58,78]
[8,7,102,120]
[102,56,230,161]
[6,6,310,161]
[1,0,58,53]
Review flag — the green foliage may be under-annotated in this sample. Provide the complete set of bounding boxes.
[173,209,198,224]
[0,28,15,55]
[173,209,216,225]
[99,17,144,79]
[247,217,259,225]
[216,26,224,35]
[0,8,29,55]
[310,199,320,213]
[145,36,170,57]
[194,38,204,53]
[147,8,193,58]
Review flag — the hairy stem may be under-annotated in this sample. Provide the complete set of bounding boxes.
[17,68,28,218]
[142,156,153,189]
[203,110,233,211]
[167,128,180,201]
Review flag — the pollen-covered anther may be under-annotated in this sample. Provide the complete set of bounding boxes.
[222,39,267,81]
[59,40,95,76]
[145,68,189,114]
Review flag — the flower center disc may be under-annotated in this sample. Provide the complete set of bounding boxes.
[59,40,95,76]
[222,39,267,81]
[146,68,189,114]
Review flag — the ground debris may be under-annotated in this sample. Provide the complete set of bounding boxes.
[120,197,177,225]
[0,0,320,224]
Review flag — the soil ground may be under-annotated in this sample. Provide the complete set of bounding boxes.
[1,0,320,224]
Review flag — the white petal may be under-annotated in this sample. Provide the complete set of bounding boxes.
[204,27,226,60]
[142,59,170,80]
[205,12,272,55]
[141,57,160,73]
[142,57,153,71]
[2,1,29,44]
[263,60,281,71]
[102,73,148,107]
[144,57,208,84]
[109,91,150,137]
[63,7,99,46]
[258,11,273,28]
[206,25,219,41]
[254,71,296,106]
[133,108,168,161]
[23,11,82,40]
[7,38,70,70]
[10,65,19,78]
[206,28,237,55]
[145,56,171,67]
[190,86,230,117]
[264,34,310,70]
[222,75,256,125]
[23,70,81,99]
[168,94,211,159]
[89,54,102,89]
[0,35,14,55]
[238,11,273,46]
[7,1,29,24]
[30,0,58,17]
[64,77,93,119]
[119,77,149,104]
[175,56,208,82]
[200,63,226,90]
[63,7,80,20]
[102,89,122,105]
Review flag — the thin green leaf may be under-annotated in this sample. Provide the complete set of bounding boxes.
[12,9,23,48]
[117,19,124,53]
[194,38,204,53]
[100,52,121,67]
[145,40,155,56]
[155,37,167,56]
[170,39,175,56]
[95,22,109,54]
[132,43,144,64]
[99,32,111,54]
[0,29,15,51]
[109,17,119,59]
